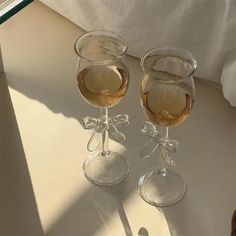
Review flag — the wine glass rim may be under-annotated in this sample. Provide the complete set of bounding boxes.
[140,46,197,81]
[74,29,128,64]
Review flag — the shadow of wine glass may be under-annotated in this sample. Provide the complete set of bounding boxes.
[157,201,187,236]
[156,194,205,236]
[104,183,149,236]
[138,227,149,236]
[104,183,134,236]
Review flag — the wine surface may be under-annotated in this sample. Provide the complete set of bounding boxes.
[141,82,193,126]
[77,65,129,107]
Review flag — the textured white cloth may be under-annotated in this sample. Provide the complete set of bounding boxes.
[40,0,236,107]
[221,49,236,107]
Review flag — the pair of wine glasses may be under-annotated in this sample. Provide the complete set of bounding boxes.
[74,30,197,207]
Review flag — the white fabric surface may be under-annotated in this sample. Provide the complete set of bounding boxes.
[221,49,236,107]
[40,0,236,107]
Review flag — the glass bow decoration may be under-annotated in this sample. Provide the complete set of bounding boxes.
[140,121,178,167]
[82,114,129,152]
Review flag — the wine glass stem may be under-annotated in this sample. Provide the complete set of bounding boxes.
[158,126,169,173]
[101,107,110,156]
[163,126,169,139]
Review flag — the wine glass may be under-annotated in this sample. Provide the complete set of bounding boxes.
[74,30,130,186]
[138,47,197,206]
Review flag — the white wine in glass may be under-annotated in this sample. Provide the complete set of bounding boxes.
[74,30,130,186]
[77,65,129,108]
[141,76,194,127]
[138,47,197,207]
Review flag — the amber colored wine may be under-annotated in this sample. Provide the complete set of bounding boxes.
[141,82,193,127]
[77,65,129,107]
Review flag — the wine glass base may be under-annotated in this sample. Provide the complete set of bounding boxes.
[138,169,186,207]
[83,151,129,186]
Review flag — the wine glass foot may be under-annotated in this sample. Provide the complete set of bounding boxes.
[138,169,186,207]
[83,151,129,186]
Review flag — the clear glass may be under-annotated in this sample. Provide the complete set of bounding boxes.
[74,30,130,186]
[138,47,197,206]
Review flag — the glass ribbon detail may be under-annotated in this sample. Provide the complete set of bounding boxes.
[140,121,178,166]
[82,114,129,152]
